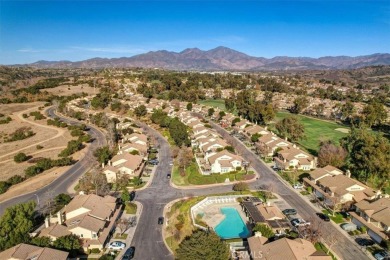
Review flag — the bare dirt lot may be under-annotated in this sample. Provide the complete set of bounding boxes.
[0,103,73,181]
[45,84,96,96]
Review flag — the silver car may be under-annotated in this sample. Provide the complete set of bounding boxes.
[108,241,126,250]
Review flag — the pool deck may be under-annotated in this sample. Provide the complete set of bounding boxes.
[195,202,250,229]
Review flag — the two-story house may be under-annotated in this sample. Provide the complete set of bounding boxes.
[255,134,290,158]
[0,243,69,260]
[274,146,316,171]
[38,194,120,251]
[207,150,243,173]
[303,166,378,212]
[350,198,390,243]
[103,152,144,183]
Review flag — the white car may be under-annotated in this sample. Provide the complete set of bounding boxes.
[374,251,389,260]
[108,241,126,250]
[293,183,303,189]
[291,218,310,227]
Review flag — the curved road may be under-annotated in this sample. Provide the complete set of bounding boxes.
[0,107,106,216]
[131,116,368,260]
[0,107,368,260]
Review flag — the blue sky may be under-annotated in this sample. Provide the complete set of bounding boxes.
[1,0,389,64]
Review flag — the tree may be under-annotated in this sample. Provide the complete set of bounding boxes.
[168,118,190,147]
[177,147,193,175]
[341,128,390,185]
[134,105,147,118]
[93,146,113,165]
[116,218,132,235]
[121,189,130,203]
[252,224,274,238]
[218,111,226,120]
[30,236,51,247]
[291,96,308,114]
[224,146,235,153]
[275,116,305,142]
[0,181,10,194]
[14,152,28,163]
[251,133,261,143]
[339,101,355,122]
[0,201,36,251]
[176,230,230,260]
[207,107,215,117]
[186,102,193,111]
[54,193,72,210]
[232,182,249,192]
[317,140,347,168]
[231,117,240,126]
[129,150,139,155]
[362,101,387,127]
[53,234,81,257]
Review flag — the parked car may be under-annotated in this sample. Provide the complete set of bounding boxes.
[316,213,330,222]
[374,250,389,260]
[339,211,351,218]
[108,241,126,250]
[355,238,375,246]
[122,247,135,259]
[291,218,310,227]
[293,183,303,189]
[282,209,297,216]
[158,216,164,225]
[340,223,357,231]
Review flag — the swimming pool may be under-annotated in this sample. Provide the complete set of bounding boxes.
[214,207,250,239]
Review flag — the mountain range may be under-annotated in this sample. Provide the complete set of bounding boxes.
[26,46,390,71]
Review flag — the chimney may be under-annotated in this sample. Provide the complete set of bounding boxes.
[45,217,50,228]
[57,212,63,225]
[109,160,112,166]
[267,201,271,206]
[285,137,288,141]
[102,162,105,168]
[255,232,262,237]
[346,169,351,178]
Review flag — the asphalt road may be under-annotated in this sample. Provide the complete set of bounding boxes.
[0,107,106,216]
[131,114,368,260]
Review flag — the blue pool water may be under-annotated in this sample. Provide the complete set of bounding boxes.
[214,207,250,239]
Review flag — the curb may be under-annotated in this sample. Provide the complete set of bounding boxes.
[161,198,187,256]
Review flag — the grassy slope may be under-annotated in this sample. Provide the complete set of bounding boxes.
[198,99,226,111]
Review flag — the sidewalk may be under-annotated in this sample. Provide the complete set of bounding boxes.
[114,201,143,260]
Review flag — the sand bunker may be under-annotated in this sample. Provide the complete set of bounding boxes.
[335,128,350,133]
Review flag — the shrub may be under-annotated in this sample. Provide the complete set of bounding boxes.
[36,145,44,149]
[29,111,46,120]
[359,226,367,234]
[0,181,10,194]
[5,127,35,142]
[7,175,25,185]
[253,223,275,238]
[91,248,101,254]
[236,166,242,171]
[14,152,28,163]
[307,186,313,193]
[22,114,28,118]
[0,116,12,124]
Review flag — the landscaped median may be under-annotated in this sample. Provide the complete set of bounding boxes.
[171,162,256,186]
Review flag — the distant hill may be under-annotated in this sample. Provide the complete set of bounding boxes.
[23,46,390,71]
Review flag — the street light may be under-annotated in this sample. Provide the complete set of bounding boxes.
[34,194,40,206]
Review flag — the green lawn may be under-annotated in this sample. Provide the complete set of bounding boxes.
[315,242,337,260]
[273,112,349,155]
[198,99,226,111]
[125,202,137,214]
[172,162,255,186]
[114,233,128,239]
[161,129,176,146]
[322,209,345,224]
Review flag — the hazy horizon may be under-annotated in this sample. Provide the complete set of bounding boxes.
[1,0,389,65]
